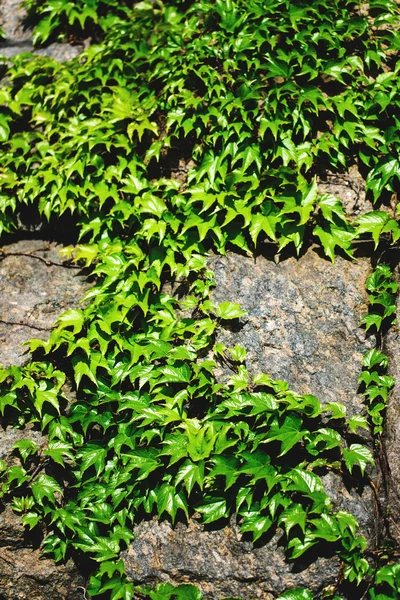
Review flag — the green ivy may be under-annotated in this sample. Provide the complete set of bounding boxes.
[0,0,400,598]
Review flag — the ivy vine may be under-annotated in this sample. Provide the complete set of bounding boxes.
[0,0,400,598]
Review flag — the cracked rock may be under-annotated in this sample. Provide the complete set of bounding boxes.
[0,239,87,367]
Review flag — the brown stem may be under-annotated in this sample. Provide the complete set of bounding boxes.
[0,249,81,269]
[0,318,51,332]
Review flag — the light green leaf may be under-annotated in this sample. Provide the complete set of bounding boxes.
[216,302,247,320]
[196,499,227,523]
[343,444,374,475]
[276,588,314,600]
[32,474,63,506]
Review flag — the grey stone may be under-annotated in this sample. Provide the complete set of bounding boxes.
[124,249,378,599]
[124,517,339,600]
[210,249,374,416]
[0,0,85,61]
[383,311,400,545]
[0,505,85,600]
[0,239,87,367]
[317,165,373,219]
[0,440,86,600]
[0,239,88,600]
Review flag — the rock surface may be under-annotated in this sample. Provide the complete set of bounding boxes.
[124,517,339,600]
[0,505,85,600]
[383,296,400,546]
[0,239,88,600]
[0,0,85,60]
[210,248,373,416]
[0,3,92,599]
[0,241,383,600]
[0,239,87,367]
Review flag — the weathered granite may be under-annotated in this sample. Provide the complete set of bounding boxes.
[0,505,85,600]
[125,517,339,600]
[318,165,373,219]
[0,239,88,600]
[0,242,385,599]
[210,249,374,416]
[0,239,87,367]
[0,0,85,61]
[383,290,400,546]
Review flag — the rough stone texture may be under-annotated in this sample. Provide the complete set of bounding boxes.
[0,0,85,61]
[0,437,87,600]
[0,239,88,600]
[210,249,374,416]
[318,165,373,219]
[0,4,89,597]
[0,426,46,467]
[0,239,87,367]
[0,505,85,600]
[0,243,387,599]
[125,517,339,600]
[383,299,400,546]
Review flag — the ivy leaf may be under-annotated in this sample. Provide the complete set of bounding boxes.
[208,455,240,490]
[0,392,17,414]
[240,513,273,541]
[13,439,39,462]
[347,415,369,433]
[355,211,392,248]
[0,115,10,142]
[313,224,354,262]
[324,402,347,419]
[236,451,278,490]
[157,483,188,522]
[249,213,277,245]
[22,511,41,530]
[31,474,63,506]
[343,444,374,475]
[285,468,324,496]
[55,309,85,334]
[264,414,307,456]
[279,504,307,536]
[34,387,60,418]
[43,440,75,466]
[77,444,107,478]
[216,302,247,320]
[362,349,388,369]
[175,460,205,494]
[196,498,227,523]
[139,193,166,218]
[276,589,314,600]
[374,563,400,588]
[156,364,192,384]
[360,313,383,331]
[317,194,346,223]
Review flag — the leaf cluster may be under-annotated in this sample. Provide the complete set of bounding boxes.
[0,0,400,599]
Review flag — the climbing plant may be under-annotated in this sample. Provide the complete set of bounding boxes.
[0,0,400,598]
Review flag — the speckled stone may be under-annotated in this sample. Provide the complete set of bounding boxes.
[210,248,374,415]
[0,505,85,600]
[0,0,85,61]
[124,517,339,600]
[0,239,88,600]
[383,294,400,545]
[0,239,87,367]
